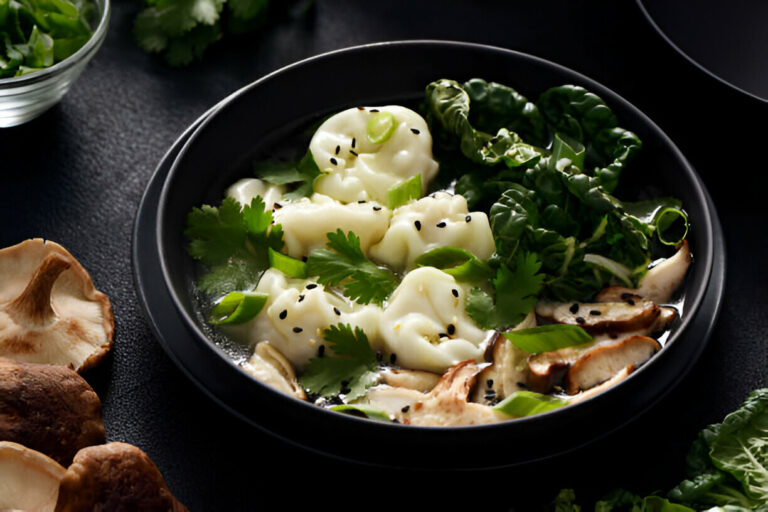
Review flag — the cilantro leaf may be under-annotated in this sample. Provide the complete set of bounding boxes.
[466,252,544,329]
[185,196,283,297]
[299,324,379,401]
[306,230,397,306]
[254,150,322,200]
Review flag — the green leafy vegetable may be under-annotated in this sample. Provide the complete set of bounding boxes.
[306,229,397,306]
[253,149,323,200]
[299,323,379,401]
[185,196,283,298]
[414,246,495,283]
[209,291,267,324]
[503,324,592,354]
[494,390,568,418]
[465,252,544,330]
[0,0,93,78]
[387,173,421,209]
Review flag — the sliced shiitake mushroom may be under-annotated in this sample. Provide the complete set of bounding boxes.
[55,442,188,512]
[0,357,105,466]
[536,297,662,335]
[0,441,66,512]
[241,341,305,400]
[0,239,114,372]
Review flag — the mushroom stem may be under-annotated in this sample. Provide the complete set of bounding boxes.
[7,253,71,326]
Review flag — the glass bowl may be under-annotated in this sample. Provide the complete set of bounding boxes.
[0,0,110,128]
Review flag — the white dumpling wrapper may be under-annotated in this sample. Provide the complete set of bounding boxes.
[248,269,381,370]
[273,194,390,259]
[309,106,439,203]
[226,178,285,210]
[379,267,491,373]
[369,192,496,272]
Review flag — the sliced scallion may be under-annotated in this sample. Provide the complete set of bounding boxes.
[366,111,397,144]
[414,247,495,283]
[583,253,633,286]
[209,291,268,325]
[503,324,592,354]
[387,173,421,209]
[493,390,569,418]
[268,247,307,278]
[330,404,392,422]
[655,207,688,246]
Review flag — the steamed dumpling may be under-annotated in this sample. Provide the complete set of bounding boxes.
[309,106,439,204]
[369,192,495,271]
[273,194,391,259]
[378,267,491,373]
[226,178,284,210]
[249,269,381,370]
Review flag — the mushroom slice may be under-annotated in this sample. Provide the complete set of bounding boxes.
[565,336,660,394]
[596,240,691,304]
[0,239,114,372]
[0,357,106,466]
[379,367,441,393]
[0,441,66,512]
[241,342,306,400]
[568,365,634,404]
[536,298,661,335]
[55,442,189,512]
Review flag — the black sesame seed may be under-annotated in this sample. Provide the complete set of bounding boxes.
[357,106,364,110]
[279,310,287,320]
[349,149,358,156]
[410,128,420,135]
[340,387,351,395]
[569,303,580,314]
[452,288,459,298]
[358,200,366,203]
[484,391,497,400]
[610,332,618,339]
[375,351,383,362]
[333,307,341,316]
[318,345,325,357]
[620,292,633,299]
[330,157,338,165]
[389,353,397,364]
[439,333,449,338]
[370,108,380,113]
[626,298,636,306]
[298,294,305,302]
[436,221,447,228]
[576,316,585,324]
[589,309,601,316]
[401,405,410,413]
[273,202,282,210]
[335,145,340,155]
[351,137,356,148]
[517,382,527,389]
[486,379,494,388]
[447,324,455,335]
[465,215,471,222]
[414,220,422,231]
[392,419,401,424]
[306,283,318,290]
[373,206,382,211]
[301,256,308,262]
[293,327,303,333]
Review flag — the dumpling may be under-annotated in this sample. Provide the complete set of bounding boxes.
[226,178,284,210]
[369,192,495,271]
[273,194,391,259]
[378,267,492,373]
[248,269,381,370]
[309,106,439,204]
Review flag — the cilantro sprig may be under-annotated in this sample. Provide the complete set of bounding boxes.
[465,252,545,330]
[253,149,322,200]
[299,323,379,401]
[185,196,283,297]
[306,230,398,306]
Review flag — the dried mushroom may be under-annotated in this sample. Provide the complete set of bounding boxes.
[0,239,114,372]
[0,440,66,512]
[55,442,189,512]
[0,357,105,466]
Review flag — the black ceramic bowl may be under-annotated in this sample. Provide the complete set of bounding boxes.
[146,41,724,469]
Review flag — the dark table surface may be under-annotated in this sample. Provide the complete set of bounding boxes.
[1,0,766,509]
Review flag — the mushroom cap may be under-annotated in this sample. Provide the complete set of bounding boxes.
[0,357,106,466]
[54,442,189,512]
[0,239,114,372]
[0,440,66,512]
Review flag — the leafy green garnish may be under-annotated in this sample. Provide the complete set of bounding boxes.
[465,252,544,330]
[209,291,267,324]
[299,324,379,401]
[185,196,283,298]
[494,390,568,418]
[253,149,323,200]
[306,229,398,306]
[503,324,592,354]
[0,0,93,78]
[414,246,495,283]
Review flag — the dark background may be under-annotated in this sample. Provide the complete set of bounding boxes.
[1,0,766,509]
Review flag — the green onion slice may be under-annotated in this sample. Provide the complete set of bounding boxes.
[209,291,268,325]
[583,253,634,287]
[330,404,392,422]
[387,174,421,209]
[366,112,397,144]
[655,207,689,246]
[503,324,592,354]
[414,247,495,283]
[493,390,569,418]
[268,247,307,278]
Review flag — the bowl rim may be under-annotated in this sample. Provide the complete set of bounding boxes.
[0,0,111,86]
[152,40,720,449]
